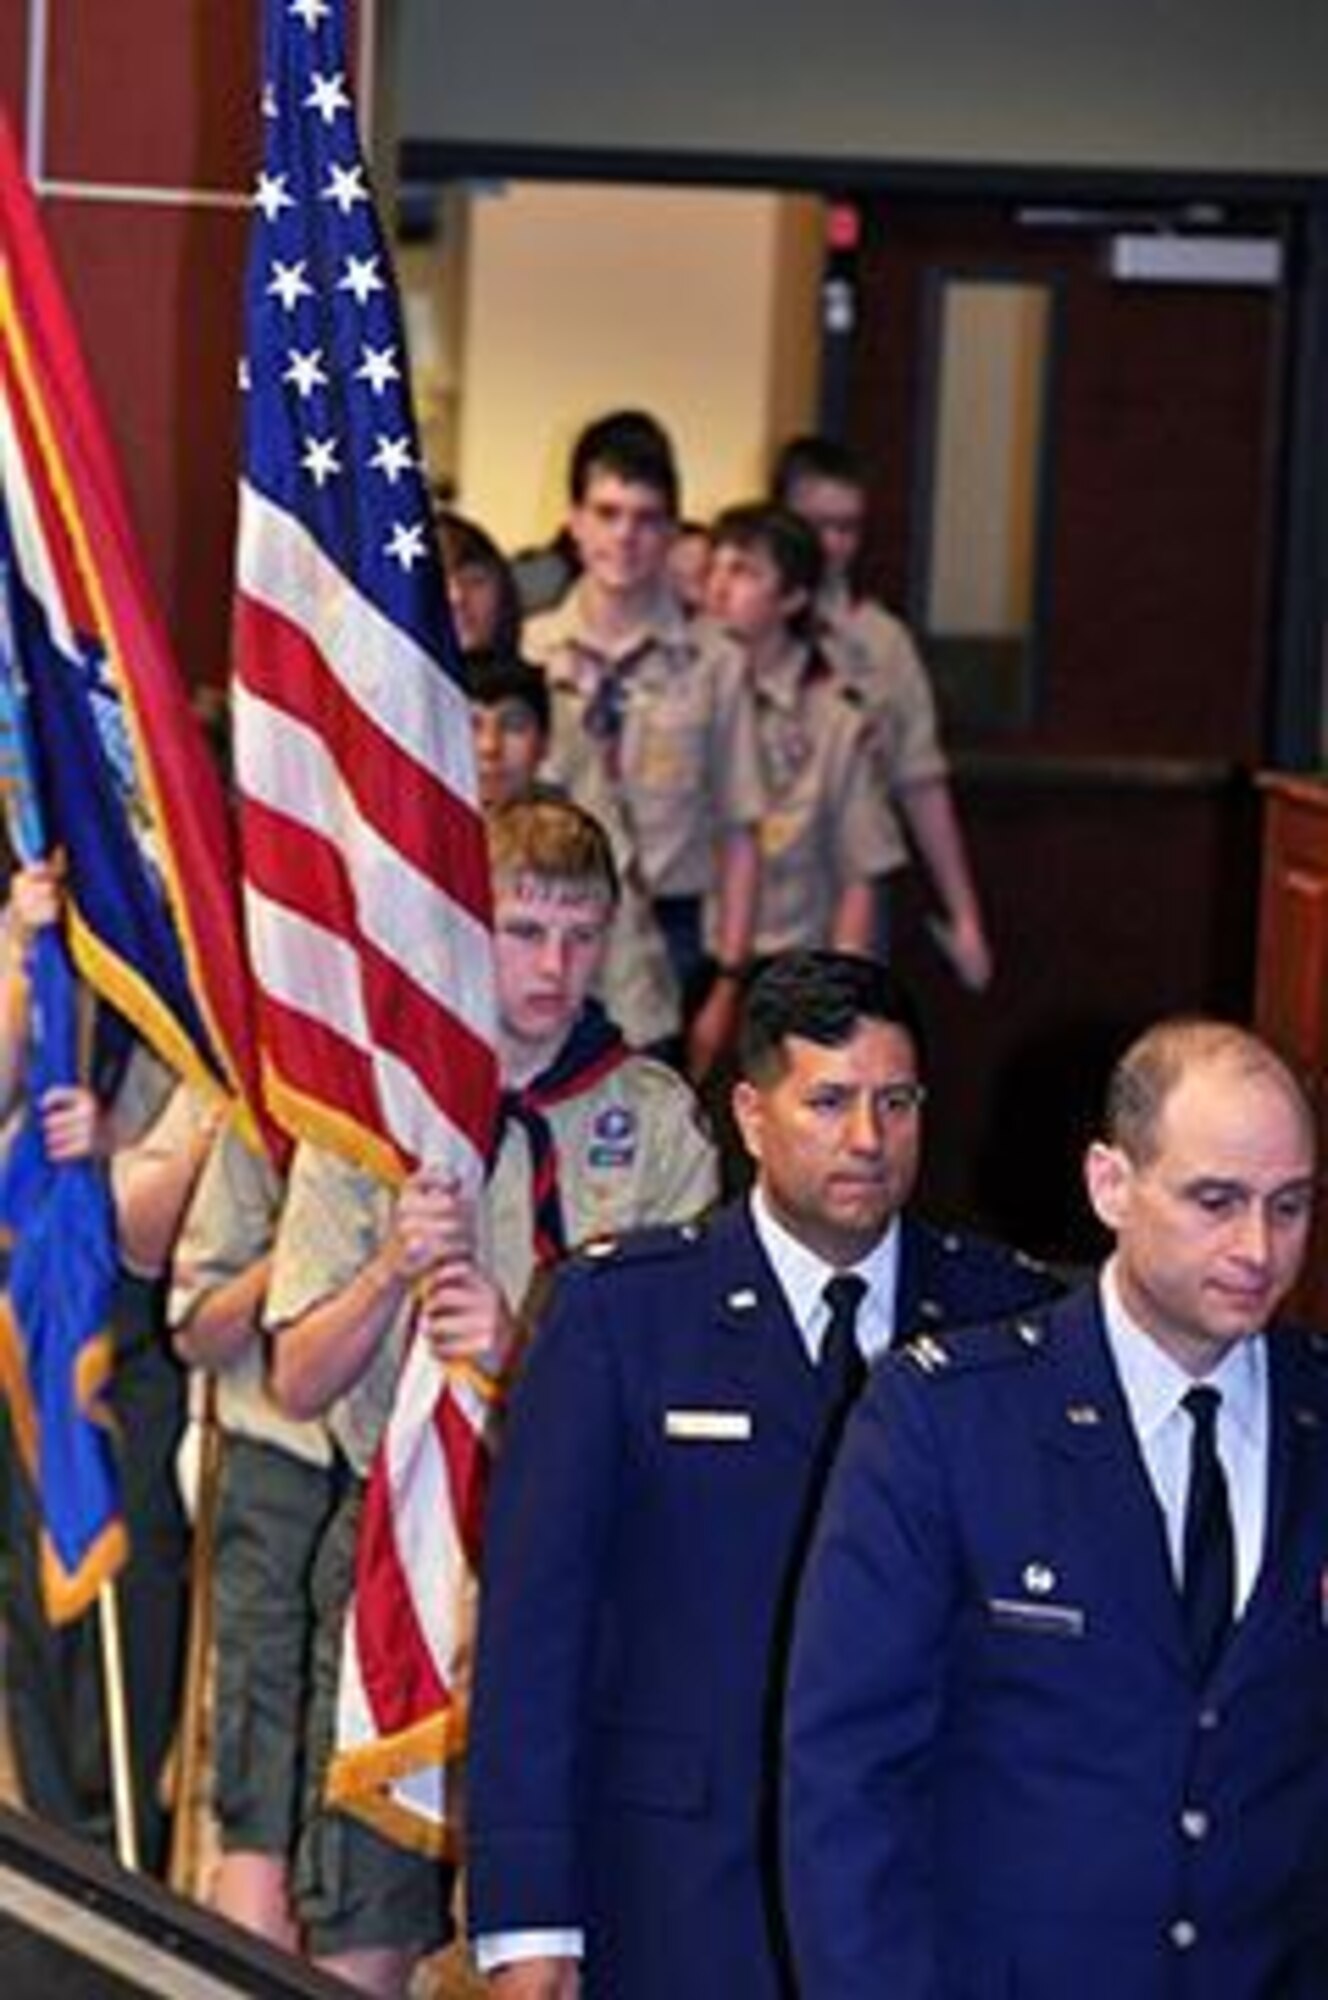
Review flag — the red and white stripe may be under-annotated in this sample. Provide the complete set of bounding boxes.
[326,1337,499,1851]
[232,484,497,1182]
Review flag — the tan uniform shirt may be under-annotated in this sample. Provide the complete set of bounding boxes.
[486,1051,717,1320]
[170,1123,330,1468]
[528,586,765,899]
[743,645,905,956]
[817,583,949,798]
[546,778,682,1050]
[265,1050,718,1474]
[102,1042,179,1155]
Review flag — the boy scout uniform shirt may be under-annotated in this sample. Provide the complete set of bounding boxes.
[527,585,765,900]
[744,644,905,956]
[598,868,681,1050]
[264,1054,718,1476]
[488,1051,717,1320]
[816,581,949,800]
[170,1122,331,1469]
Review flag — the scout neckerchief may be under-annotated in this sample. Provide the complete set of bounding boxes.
[494,999,630,1265]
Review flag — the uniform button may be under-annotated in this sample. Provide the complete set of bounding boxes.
[1169,1919,1199,1951]
[1196,1705,1221,1731]
[1180,1809,1210,1841]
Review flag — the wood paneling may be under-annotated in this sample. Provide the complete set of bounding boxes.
[844,197,1285,1254]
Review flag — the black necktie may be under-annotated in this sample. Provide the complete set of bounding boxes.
[1180,1384,1235,1680]
[819,1273,868,1419]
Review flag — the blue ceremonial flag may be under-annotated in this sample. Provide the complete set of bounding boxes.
[0,111,266,1123]
[0,500,123,1621]
[0,108,263,1616]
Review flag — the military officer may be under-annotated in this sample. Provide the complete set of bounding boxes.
[785,1016,1328,1999]
[466,951,1060,1998]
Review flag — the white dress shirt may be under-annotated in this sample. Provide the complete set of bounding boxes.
[1100,1261,1269,1617]
[474,1196,902,1975]
[749,1186,900,1365]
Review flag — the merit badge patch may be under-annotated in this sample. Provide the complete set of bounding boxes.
[587,1103,638,1169]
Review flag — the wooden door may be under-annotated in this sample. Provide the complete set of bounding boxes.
[840,197,1291,1259]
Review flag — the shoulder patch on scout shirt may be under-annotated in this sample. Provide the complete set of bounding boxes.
[585,1101,638,1170]
[902,1315,1049,1379]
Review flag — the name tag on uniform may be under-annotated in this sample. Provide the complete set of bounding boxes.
[986,1597,1086,1639]
[664,1409,753,1442]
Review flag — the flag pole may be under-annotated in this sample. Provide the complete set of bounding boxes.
[97,1579,140,1871]
[167,1371,222,1896]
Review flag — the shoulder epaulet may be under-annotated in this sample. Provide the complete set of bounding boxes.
[574,1217,709,1272]
[901,1313,1050,1380]
[930,1228,1053,1275]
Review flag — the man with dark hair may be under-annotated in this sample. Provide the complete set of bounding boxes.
[465,650,553,811]
[525,409,764,1079]
[785,1015,1328,1998]
[568,408,681,517]
[466,950,1059,1998]
[706,502,901,958]
[772,432,992,989]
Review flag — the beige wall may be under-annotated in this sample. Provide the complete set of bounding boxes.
[447,181,821,551]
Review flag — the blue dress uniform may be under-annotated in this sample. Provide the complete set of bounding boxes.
[465,1201,1062,1998]
[784,1286,1328,2000]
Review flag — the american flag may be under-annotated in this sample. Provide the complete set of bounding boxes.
[232,0,498,1185]
[231,0,500,1850]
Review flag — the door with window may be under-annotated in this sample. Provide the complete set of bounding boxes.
[840,197,1291,1254]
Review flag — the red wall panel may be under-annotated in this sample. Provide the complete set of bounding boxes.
[3,4,361,684]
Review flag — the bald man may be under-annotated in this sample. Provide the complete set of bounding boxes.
[785,1018,1328,1999]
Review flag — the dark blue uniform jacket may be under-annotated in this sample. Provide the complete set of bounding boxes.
[784,1284,1328,2000]
[466,1200,1061,1997]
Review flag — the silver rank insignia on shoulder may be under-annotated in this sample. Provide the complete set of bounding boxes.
[1022,1561,1057,1596]
[1016,1320,1044,1349]
[1065,1403,1102,1427]
[908,1335,951,1374]
[583,1237,618,1260]
[678,1222,702,1243]
[726,1287,758,1312]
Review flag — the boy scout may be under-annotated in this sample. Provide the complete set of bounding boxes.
[170,1128,330,1950]
[525,409,765,1076]
[705,502,902,959]
[773,434,992,989]
[264,796,717,1996]
[465,649,680,1052]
